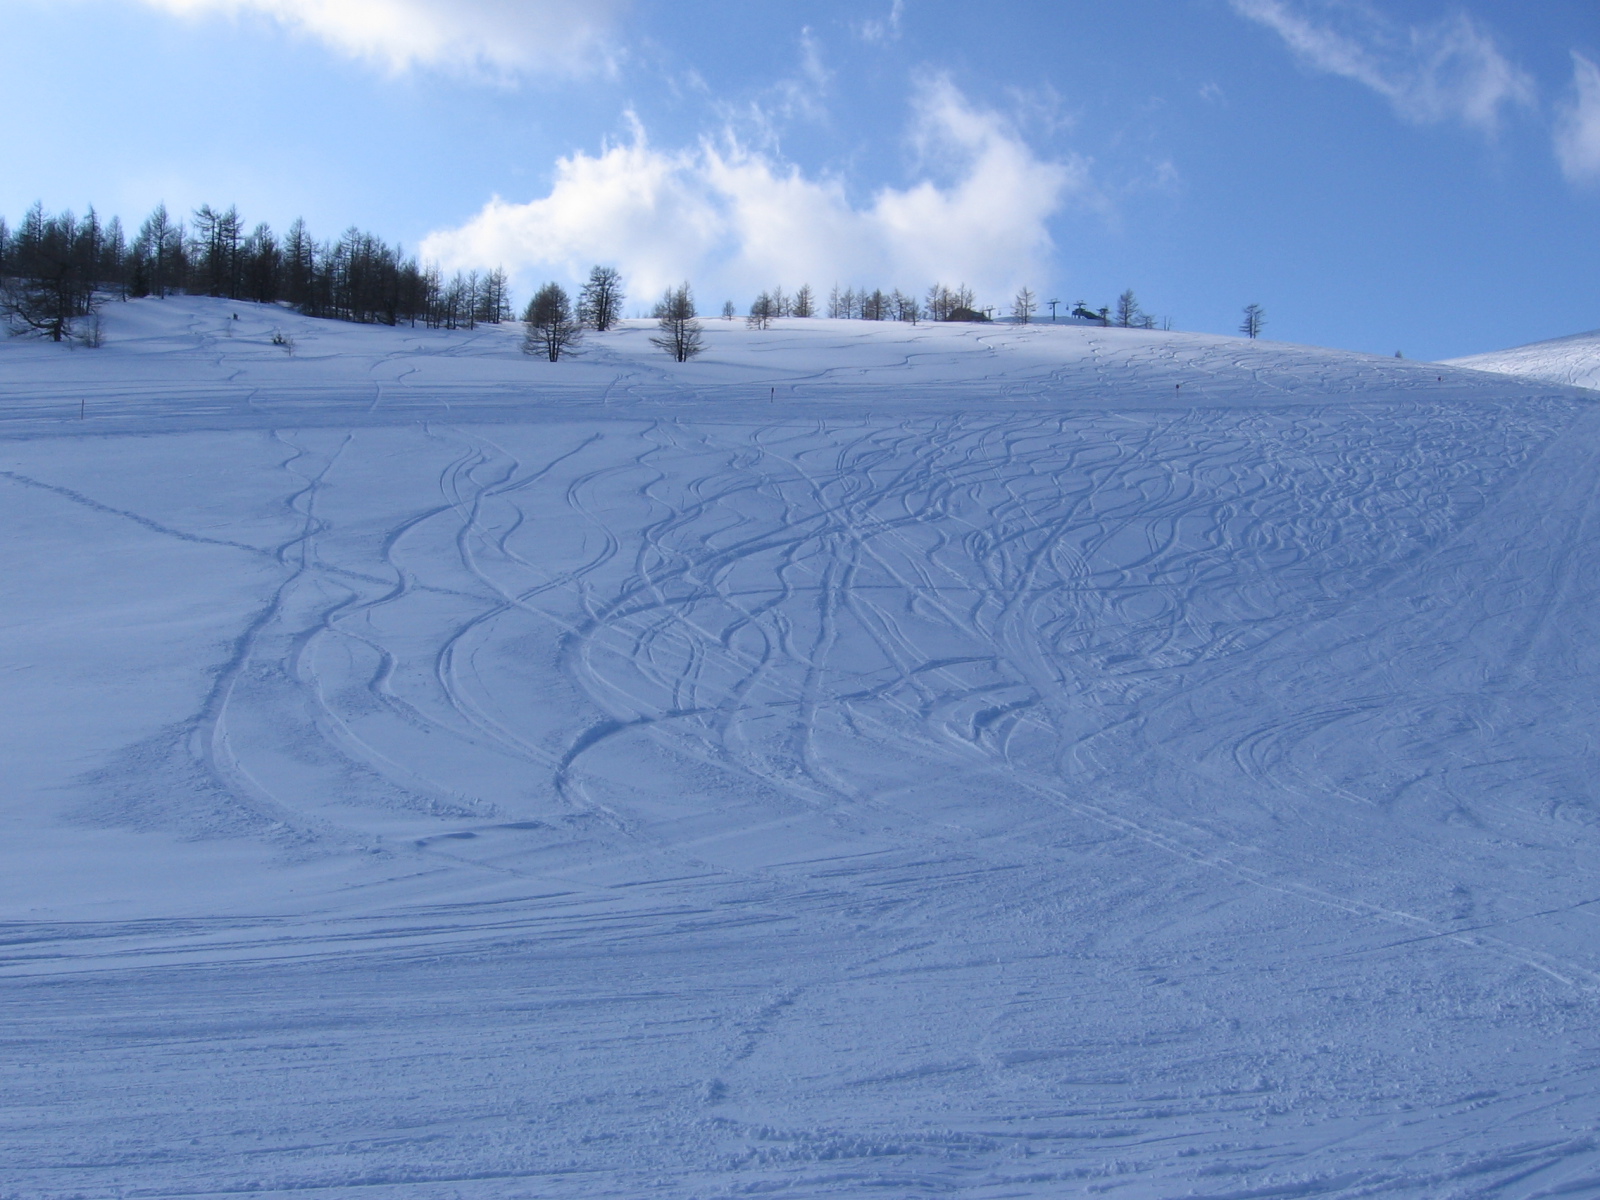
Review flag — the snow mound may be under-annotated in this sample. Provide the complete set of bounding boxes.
[1446,327,1600,390]
[3,297,1599,1198]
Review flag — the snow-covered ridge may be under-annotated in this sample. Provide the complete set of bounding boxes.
[1446,326,1600,390]
[4,298,1599,1198]
[0,294,1518,425]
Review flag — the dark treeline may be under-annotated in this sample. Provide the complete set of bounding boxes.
[743,282,983,329]
[0,201,510,341]
[1,201,1187,355]
[825,283,976,323]
[0,204,117,340]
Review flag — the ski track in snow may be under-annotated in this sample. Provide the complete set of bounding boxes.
[3,299,1600,1198]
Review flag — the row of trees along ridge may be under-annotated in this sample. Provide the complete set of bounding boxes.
[0,202,512,340]
[4,202,1264,355]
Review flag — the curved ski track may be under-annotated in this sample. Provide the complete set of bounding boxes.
[7,389,1600,1199]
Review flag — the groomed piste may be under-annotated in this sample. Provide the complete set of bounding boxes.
[4,297,1600,1198]
[1448,327,1600,392]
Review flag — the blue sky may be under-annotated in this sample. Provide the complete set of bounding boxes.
[3,0,1596,358]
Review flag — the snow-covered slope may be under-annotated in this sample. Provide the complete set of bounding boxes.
[4,298,1600,1198]
[1447,326,1600,390]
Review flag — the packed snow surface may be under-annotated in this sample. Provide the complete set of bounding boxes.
[4,298,1600,1199]
[1447,327,1600,391]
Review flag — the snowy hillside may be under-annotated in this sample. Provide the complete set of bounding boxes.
[1447,327,1600,390]
[4,297,1600,1199]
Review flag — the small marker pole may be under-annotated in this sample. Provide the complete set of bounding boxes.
[771,387,775,403]
[80,397,85,420]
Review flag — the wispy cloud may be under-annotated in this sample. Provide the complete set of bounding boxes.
[116,0,628,76]
[420,78,1086,305]
[723,26,834,142]
[857,0,906,45]
[1555,52,1600,184]
[1230,0,1534,134]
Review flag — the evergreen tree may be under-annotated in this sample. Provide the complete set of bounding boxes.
[792,283,815,318]
[1240,303,1265,339]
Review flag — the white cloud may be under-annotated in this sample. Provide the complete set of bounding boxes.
[1230,0,1533,133]
[420,79,1086,306]
[118,0,627,75]
[1555,52,1600,184]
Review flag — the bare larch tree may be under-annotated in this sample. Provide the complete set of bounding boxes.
[523,282,583,361]
[1115,289,1141,328]
[578,265,625,331]
[650,283,703,361]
